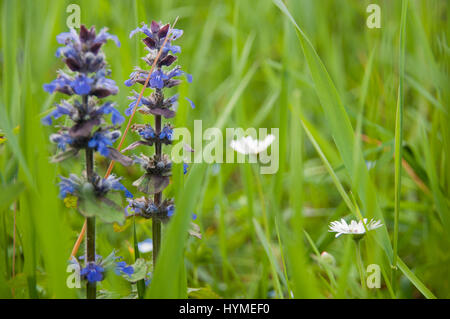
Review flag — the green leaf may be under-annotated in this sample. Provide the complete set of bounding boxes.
[397,258,436,299]
[393,0,408,269]
[101,249,119,269]
[133,174,170,195]
[253,218,283,298]
[0,182,24,211]
[50,149,78,163]
[124,258,148,283]
[80,195,125,225]
[187,287,221,299]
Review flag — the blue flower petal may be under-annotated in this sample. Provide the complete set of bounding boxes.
[42,115,53,126]
[43,82,57,94]
[71,75,93,95]
[129,26,141,38]
[185,97,195,109]
[125,189,133,198]
[111,110,125,125]
[124,79,134,87]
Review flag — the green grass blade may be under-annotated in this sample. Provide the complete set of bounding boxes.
[253,219,284,298]
[297,112,355,215]
[393,0,408,270]
[397,258,436,299]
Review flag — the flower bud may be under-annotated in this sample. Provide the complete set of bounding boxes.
[320,251,336,266]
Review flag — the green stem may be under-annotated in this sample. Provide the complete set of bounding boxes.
[152,114,162,269]
[83,94,96,299]
[85,145,96,299]
[355,239,366,291]
[86,216,96,299]
[152,211,161,269]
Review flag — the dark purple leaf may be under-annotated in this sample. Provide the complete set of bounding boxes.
[107,148,133,166]
[142,37,156,49]
[134,174,169,195]
[88,26,96,40]
[164,79,181,88]
[56,86,74,96]
[159,55,177,67]
[50,148,79,163]
[121,140,152,152]
[148,107,175,118]
[65,58,81,72]
[69,118,100,138]
[90,42,103,55]
[151,21,160,33]
[91,88,114,98]
[79,25,89,42]
[158,24,170,38]
[136,79,152,88]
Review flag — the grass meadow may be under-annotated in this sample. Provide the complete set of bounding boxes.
[0,0,448,299]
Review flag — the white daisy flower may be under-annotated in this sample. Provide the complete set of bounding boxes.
[230,134,275,155]
[328,218,383,238]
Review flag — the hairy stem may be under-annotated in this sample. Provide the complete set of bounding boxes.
[152,114,162,269]
[86,213,96,299]
[152,206,161,268]
[84,95,96,299]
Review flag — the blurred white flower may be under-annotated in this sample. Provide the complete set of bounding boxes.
[230,134,275,155]
[328,218,382,238]
[138,238,153,253]
[366,160,376,170]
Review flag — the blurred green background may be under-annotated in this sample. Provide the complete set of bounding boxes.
[0,0,448,298]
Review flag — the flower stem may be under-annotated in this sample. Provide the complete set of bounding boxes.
[152,210,161,268]
[84,95,96,299]
[86,215,96,299]
[85,148,96,298]
[355,239,366,291]
[152,114,162,269]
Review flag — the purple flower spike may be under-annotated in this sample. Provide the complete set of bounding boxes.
[124,20,200,243]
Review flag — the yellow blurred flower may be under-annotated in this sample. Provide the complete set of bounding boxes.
[64,194,78,208]
[0,126,20,145]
